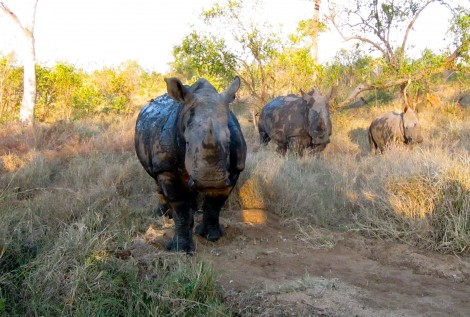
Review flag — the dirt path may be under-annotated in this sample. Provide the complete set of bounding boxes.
[142,208,470,317]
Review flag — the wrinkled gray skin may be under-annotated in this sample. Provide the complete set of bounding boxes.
[135,77,246,253]
[368,107,423,153]
[258,89,332,156]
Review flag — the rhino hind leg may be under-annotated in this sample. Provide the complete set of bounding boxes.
[154,182,173,218]
[368,128,379,154]
[195,194,228,242]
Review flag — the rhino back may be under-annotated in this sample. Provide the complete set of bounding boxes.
[135,94,183,177]
[369,111,405,147]
[259,96,308,142]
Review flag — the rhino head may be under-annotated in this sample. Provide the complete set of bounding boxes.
[301,89,332,149]
[165,77,241,190]
[402,106,423,144]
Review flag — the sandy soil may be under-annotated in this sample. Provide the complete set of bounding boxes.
[136,208,470,317]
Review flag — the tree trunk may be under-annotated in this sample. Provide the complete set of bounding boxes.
[0,1,38,125]
[311,0,321,63]
[19,29,36,124]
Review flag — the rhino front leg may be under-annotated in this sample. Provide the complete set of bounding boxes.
[166,201,195,252]
[275,141,288,156]
[288,136,309,157]
[195,194,228,242]
[157,173,195,253]
[259,131,271,146]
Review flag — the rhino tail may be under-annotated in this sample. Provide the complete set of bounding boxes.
[368,126,378,153]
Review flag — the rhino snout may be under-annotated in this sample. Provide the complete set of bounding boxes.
[188,175,231,189]
[405,135,423,144]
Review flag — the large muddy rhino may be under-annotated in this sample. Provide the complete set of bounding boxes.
[368,106,423,153]
[258,89,332,156]
[135,77,246,253]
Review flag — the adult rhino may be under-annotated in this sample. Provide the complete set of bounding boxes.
[368,106,423,153]
[135,77,246,253]
[258,89,332,156]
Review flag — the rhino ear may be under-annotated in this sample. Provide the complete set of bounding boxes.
[222,76,241,104]
[302,90,316,107]
[165,77,193,104]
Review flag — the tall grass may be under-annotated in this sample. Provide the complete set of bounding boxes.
[0,85,469,315]
[231,97,470,253]
[0,118,229,316]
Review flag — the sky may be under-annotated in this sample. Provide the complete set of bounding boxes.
[0,0,467,73]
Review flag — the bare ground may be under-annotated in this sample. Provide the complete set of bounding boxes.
[135,208,470,317]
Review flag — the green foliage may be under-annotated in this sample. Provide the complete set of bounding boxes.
[0,58,165,123]
[272,47,318,94]
[449,6,470,64]
[172,32,237,89]
[321,48,378,94]
[0,54,22,122]
[35,62,82,121]
[192,0,283,102]
[291,19,327,45]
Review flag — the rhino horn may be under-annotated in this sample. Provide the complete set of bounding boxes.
[203,120,217,147]
[317,116,326,131]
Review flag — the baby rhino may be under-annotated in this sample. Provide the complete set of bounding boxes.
[368,106,423,153]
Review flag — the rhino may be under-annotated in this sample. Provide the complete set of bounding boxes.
[368,106,423,153]
[258,89,332,156]
[134,77,246,253]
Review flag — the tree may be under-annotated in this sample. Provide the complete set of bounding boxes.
[327,0,470,107]
[0,0,38,125]
[328,0,447,71]
[172,31,237,90]
[201,0,282,104]
[172,0,327,103]
[449,5,470,67]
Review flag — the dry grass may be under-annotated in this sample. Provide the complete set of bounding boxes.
[1,83,469,315]
[0,115,228,316]
[231,92,470,253]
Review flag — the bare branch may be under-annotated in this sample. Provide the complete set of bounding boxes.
[400,0,437,53]
[336,42,465,108]
[327,1,396,68]
[337,32,390,59]
[0,1,23,30]
[403,76,412,107]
